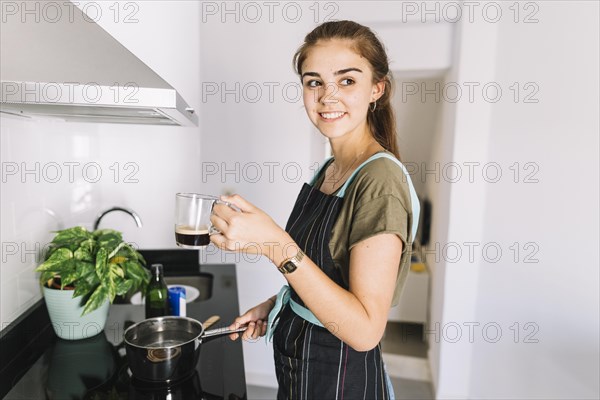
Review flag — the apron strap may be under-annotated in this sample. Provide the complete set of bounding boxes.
[266,285,324,343]
[336,152,421,241]
[309,156,334,186]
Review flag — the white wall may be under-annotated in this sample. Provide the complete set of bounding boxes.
[427,7,500,397]
[393,75,444,198]
[469,2,599,398]
[427,1,599,399]
[0,1,201,327]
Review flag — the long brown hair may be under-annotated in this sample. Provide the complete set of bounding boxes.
[293,20,399,159]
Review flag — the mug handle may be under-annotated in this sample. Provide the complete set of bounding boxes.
[208,200,241,235]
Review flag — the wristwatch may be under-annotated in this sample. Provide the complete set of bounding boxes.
[277,249,305,274]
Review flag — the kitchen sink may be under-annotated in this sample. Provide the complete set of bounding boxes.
[114,273,213,305]
[164,273,213,302]
[113,249,214,304]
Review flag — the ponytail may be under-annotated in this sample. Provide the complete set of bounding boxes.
[368,75,399,159]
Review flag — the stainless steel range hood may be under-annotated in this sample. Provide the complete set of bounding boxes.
[0,2,197,126]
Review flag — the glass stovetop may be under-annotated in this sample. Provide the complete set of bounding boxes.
[3,265,247,400]
[5,332,244,400]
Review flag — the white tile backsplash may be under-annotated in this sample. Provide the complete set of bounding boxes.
[0,115,201,329]
[18,264,40,311]
[1,276,19,323]
[2,0,202,330]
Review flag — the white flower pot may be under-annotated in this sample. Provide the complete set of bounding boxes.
[43,286,110,340]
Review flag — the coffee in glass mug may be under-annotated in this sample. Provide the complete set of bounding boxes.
[175,193,221,249]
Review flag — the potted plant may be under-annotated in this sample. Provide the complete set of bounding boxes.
[35,226,150,340]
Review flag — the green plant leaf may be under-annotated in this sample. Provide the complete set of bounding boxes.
[74,261,94,279]
[136,250,146,265]
[124,261,149,286]
[59,259,82,288]
[39,271,55,286]
[36,263,65,281]
[47,229,91,257]
[95,248,109,278]
[74,239,95,262]
[80,269,100,288]
[35,248,73,272]
[52,226,91,243]
[73,280,92,298]
[94,229,123,251]
[107,278,116,303]
[115,280,133,296]
[110,264,125,279]
[56,260,96,289]
[93,229,122,239]
[107,242,127,259]
[82,284,108,316]
[100,268,112,289]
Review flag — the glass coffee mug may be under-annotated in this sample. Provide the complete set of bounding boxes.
[175,193,229,249]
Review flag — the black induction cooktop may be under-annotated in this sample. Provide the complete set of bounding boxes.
[1,263,247,400]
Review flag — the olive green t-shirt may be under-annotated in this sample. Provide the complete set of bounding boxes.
[314,151,416,306]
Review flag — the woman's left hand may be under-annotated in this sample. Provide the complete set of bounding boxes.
[210,194,291,259]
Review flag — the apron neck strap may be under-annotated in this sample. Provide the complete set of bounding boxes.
[335,152,421,241]
[336,152,390,198]
[308,153,420,241]
[309,157,334,186]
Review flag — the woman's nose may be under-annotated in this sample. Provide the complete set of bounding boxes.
[319,82,339,104]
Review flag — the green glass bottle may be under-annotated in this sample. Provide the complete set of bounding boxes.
[145,264,169,318]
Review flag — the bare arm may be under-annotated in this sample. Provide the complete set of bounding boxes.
[272,232,402,351]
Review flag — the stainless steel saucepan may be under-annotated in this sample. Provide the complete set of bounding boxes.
[123,315,245,382]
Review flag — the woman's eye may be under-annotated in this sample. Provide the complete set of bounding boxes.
[305,80,321,88]
[341,78,355,86]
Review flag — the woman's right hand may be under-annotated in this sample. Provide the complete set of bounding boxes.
[228,297,275,341]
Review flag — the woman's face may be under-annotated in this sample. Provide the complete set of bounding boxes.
[301,39,384,141]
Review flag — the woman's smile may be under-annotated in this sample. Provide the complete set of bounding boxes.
[319,111,347,121]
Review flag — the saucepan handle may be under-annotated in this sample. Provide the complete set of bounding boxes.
[202,326,248,339]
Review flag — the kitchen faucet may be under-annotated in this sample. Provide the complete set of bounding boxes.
[94,207,143,231]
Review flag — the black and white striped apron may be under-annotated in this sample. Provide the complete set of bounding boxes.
[271,152,419,399]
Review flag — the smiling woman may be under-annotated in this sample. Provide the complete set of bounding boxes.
[210,20,420,400]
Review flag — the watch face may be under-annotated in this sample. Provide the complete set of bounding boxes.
[283,261,297,273]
